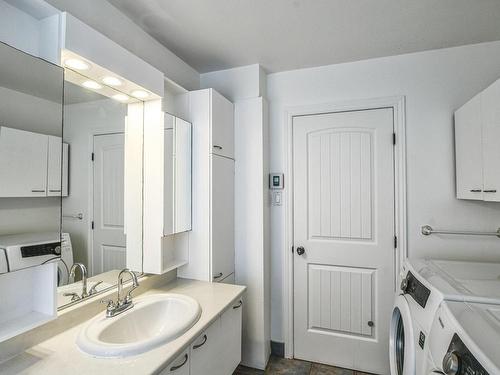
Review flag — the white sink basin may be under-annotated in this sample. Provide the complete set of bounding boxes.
[77,294,201,358]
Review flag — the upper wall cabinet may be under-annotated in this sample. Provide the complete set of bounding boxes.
[0,127,68,197]
[211,91,235,159]
[455,79,500,202]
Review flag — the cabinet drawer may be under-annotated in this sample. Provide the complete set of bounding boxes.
[160,349,190,375]
[190,318,222,375]
[220,299,243,374]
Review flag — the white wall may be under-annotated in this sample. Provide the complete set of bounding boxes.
[62,98,127,274]
[0,0,40,57]
[267,41,500,342]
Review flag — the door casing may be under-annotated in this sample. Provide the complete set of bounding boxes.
[282,96,407,358]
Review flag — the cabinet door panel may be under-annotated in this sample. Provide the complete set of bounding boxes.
[211,155,235,281]
[455,96,484,200]
[0,127,48,197]
[159,349,190,375]
[190,318,223,375]
[47,135,62,196]
[481,81,500,201]
[211,90,234,159]
[220,301,243,374]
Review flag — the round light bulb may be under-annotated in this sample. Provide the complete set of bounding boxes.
[64,58,90,71]
[102,76,123,86]
[82,80,102,90]
[112,94,130,102]
[131,90,150,99]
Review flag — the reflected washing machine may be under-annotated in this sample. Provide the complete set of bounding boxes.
[390,259,500,375]
[425,300,500,375]
[57,232,73,286]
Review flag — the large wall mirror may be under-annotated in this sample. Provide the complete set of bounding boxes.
[0,42,63,274]
[58,67,145,309]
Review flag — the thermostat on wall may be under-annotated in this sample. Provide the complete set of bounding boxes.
[269,173,284,190]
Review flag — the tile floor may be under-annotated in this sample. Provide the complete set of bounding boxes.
[233,356,374,375]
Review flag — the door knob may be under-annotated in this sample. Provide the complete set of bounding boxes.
[296,246,305,255]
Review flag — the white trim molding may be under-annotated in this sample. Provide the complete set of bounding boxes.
[281,96,407,358]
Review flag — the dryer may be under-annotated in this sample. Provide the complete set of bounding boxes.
[426,300,500,375]
[390,259,500,375]
[57,232,73,286]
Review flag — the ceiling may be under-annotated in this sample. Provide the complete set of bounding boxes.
[108,0,500,74]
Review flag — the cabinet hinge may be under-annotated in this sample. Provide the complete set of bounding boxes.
[91,152,94,161]
[392,133,396,145]
[91,221,94,230]
[394,236,398,249]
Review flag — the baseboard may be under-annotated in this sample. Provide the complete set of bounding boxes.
[270,340,285,358]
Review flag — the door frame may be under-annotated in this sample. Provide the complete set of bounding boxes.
[282,96,407,358]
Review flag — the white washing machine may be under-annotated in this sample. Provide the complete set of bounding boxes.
[390,259,500,375]
[425,300,500,374]
[57,232,74,286]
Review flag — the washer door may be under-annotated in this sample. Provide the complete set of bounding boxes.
[390,294,415,375]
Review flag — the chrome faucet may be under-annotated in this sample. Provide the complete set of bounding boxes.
[101,268,139,318]
[70,263,88,299]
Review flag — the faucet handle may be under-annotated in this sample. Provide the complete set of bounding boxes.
[100,299,116,310]
[63,292,81,301]
[89,281,103,295]
[125,284,139,303]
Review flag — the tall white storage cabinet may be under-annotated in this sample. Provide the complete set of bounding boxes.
[179,89,235,282]
[455,78,500,202]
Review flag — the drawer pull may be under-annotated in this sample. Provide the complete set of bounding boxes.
[233,300,243,309]
[213,145,223,150]
[170,354,188,371]
[213,272,223,280]
[193,334,207,349]
[484,189,497,193]
[31,189,45,193]
[49,189,61,193]
[470,189,482,193]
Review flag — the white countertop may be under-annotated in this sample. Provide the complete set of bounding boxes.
[0,278,246,374]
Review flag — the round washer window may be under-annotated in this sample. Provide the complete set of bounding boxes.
[394,307,405,375]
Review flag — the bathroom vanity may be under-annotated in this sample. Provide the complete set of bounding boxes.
[0,278,245,374]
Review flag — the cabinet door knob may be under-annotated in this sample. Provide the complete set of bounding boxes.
[170,354,188,371]
[233,300,243,309]
[213,272,223,280]
[213,145,223,150]
[193,334,207,349]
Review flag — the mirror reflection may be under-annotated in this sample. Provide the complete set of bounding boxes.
[164,113,192,236]
[58,69,143,308]
[0,42,63,275]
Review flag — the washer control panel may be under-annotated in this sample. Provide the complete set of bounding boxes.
[21,241,61,258]
[401,271,431,308]
[444,334,488,375]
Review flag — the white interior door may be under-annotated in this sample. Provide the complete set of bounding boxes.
[293,108,395,374]
[93,133,126,275]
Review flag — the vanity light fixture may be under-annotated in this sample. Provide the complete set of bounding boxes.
[131,90,150,99]
[64,58,90,71]
[112,94,130,102]
[82,80,103,90]
[102,76,123,86]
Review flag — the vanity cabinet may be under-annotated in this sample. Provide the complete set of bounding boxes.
[455,79,500,201]
[160,299,243,375]
[179,89,235,283]
[0,127,68,197]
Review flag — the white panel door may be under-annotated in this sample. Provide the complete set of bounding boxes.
[93,133,126,275]
[211,90,234,159]
[47,135,62,197]
[454,95,484,200]
[211,154,235,282]
[481,81,500,202]
[293,109,395,374]
[0,127,48,197]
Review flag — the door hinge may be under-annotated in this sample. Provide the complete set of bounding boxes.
[91,152,94,161]
[392,133,396,145]
[394,235,398,249]
[291,246,294,254]
[91,221,94,230]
